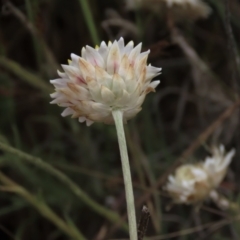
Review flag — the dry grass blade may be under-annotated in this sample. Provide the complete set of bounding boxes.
[146,216,240,240]
[109,215,240,240]
[0,57,52,93]
[0,171,86,240]
[0,141,128,231]
[4,1,59,72]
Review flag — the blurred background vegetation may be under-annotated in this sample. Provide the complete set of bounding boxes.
[0,0,240,239]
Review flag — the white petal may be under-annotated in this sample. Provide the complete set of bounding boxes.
[86,119,94,126]
[61,65,81,81]
[81,47,87,59]
[219,145,225,154]
[101,86,115,103]
[85,77,102,102]
[88,112,109,121]
[57,70,67,78]
[61,107,74,117]
[78,57,95,80]
[91,102,111,112]
[115,90,130,106]
[118,37,125,55]
[70,53,81,67]
[126,86,141,105]
[85,46,105,68]
[59,102,73,107]
[220,149,235,169]
[146,65,162,80]
[118,54,130,79]
[72,101,90,113]
[67,83,91,100]
[125,64,135,82]
[168,175,176,183]
[50,97,66,104]
[148,80,160,89]
[124,107,142,121]
[126,77,137,94]
[128,43,142,65]
[112,74,125,97]
[98,41,108,61]
[95,66,112,87]
[135,50,150,77]
[50,78,69,88]
[79,116,86,122]
[124,40,134,55]
[50,92,61,98]
[107,41,121,74]
[135,94,145,107]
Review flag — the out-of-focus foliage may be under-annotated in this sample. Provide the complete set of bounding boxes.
[0,0,240,239]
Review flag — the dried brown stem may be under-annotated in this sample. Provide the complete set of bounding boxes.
[137,206,150,240]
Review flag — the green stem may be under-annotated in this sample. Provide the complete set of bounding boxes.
[78,0,100,45]
[112,110,138,240]
[0,141,128,231]
[0,57,51,93]
[5,1,59,75]
[25,0,42,69]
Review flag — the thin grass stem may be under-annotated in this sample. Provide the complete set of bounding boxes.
[77,0,100,45]
[0,57,51,93]
[25,0,42,69]
[0,171,86,240]
[0,141,128,231]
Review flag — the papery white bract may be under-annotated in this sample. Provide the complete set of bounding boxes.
[125,0,211,20]
[50,38,161,126]
[165,145,235,204]
[165,164,211,204]
[203,145,235,188]
[165,0,211,19]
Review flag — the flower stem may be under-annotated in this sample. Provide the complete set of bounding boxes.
[112,110,138,240]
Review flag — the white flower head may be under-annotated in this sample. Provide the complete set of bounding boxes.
[164,0,211,20]
[50,38,161,126]
[126,0,211,20]
[165,164,211,204]
[165,145,235,204]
